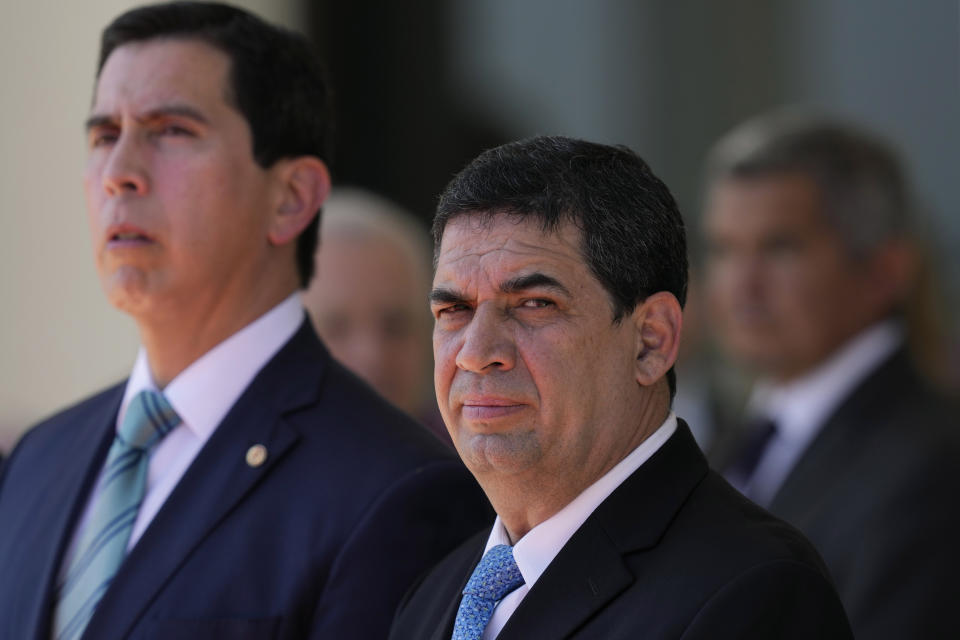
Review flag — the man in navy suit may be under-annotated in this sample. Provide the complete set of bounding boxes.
[389,136,852,639]
[0,3,488,639]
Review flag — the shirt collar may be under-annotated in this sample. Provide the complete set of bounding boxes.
[118,294,305,440]
[484,412,678,590]
[749,319,902,444]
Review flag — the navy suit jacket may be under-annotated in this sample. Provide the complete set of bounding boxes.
[0,320,491,639]
[390,423,852,640]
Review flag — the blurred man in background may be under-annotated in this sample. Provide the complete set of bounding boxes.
[703,111,960,639]
[302,188,449,443]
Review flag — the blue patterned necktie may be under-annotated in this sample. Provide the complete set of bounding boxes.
[52,390,180,640]
[452,544,525,640]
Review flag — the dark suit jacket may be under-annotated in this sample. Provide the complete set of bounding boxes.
[0,320,491,640]
[715,348,960,640]
[390,422,852,639]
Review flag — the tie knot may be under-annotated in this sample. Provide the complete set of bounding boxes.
[118,390,181,451]
[463,544,524,602]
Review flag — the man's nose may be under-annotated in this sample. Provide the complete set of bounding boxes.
[731,252,770,298]
[455,304,516,373]
[101,133,149,197]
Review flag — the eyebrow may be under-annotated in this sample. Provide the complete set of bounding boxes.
[429,288,466,306]
[429,272,571,306]
[501,272,571,297]
[84,104,210,131]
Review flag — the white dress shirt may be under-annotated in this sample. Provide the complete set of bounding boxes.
[742,320,902,506]
[479,413,678,640]
[59,294,304,579]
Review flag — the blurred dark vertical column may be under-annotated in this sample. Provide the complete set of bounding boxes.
[653,0,785,244]
[306,1,507,223]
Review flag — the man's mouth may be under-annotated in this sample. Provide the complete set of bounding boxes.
[111,231,150,241]
[461,398,526,421]
[106,223,154,246]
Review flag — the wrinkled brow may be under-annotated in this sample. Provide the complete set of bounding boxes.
[429,272,571,306]
[500,272,571,297]
[84,104,210,131]
[429,288,466,306]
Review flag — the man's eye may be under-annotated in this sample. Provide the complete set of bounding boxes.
[90,131,118,148]
[159,124,194,137]
[521,299,553,309]
[436,303,470,317]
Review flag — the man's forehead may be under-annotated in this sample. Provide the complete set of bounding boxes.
[439,214,580,258]
[93,37,232,111]
[706,175,829,233]
[434,213,588,286]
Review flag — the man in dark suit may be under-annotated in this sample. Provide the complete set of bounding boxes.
[703,111,960,639]
[0,3,488,639]
[390,136,852,639]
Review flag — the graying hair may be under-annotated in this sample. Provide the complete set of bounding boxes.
[706,110,911,258]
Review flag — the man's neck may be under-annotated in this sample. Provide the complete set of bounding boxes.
[137,284,297,388]
[749,319,902,434]
[489,393,672,542]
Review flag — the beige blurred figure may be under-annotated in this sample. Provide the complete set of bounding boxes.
[703,110,960,640]
[302,189,448,441]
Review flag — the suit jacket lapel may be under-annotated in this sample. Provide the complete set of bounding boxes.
[499,422,708,639]
[25,385,121,640]
[426,541,486,640]
[83,321,327,639]
[769,348,911,519]
[498,519,633,639]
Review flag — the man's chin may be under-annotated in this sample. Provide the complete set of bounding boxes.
[102,269,156,316]
[457,430,542,477]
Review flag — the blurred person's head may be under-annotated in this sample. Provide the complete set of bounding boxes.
[702,111,916,381]
[302,189,433,417]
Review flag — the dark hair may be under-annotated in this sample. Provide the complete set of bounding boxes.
[706,111,909,258]
[434,136,688,398]
[98,1,333,287]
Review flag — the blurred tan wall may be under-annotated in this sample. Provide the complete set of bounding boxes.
[0,0,304,452]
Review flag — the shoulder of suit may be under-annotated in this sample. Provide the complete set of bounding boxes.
[395,528,488,610]
[304,358,450,446]
[669,470,834,576]
[20,380,125,442]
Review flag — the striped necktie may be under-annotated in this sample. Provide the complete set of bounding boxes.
[52,389,180,640]
[452,544,525,640]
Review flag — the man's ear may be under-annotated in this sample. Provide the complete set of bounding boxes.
[632,291,683,387]
[268,156,331,246]
[869,238,917,307]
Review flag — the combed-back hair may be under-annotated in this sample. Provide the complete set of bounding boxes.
[99,1,333,287]
[434,135,688,397]
[706,111,910,258]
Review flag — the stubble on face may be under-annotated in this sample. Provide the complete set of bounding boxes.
[432,215,640,486]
